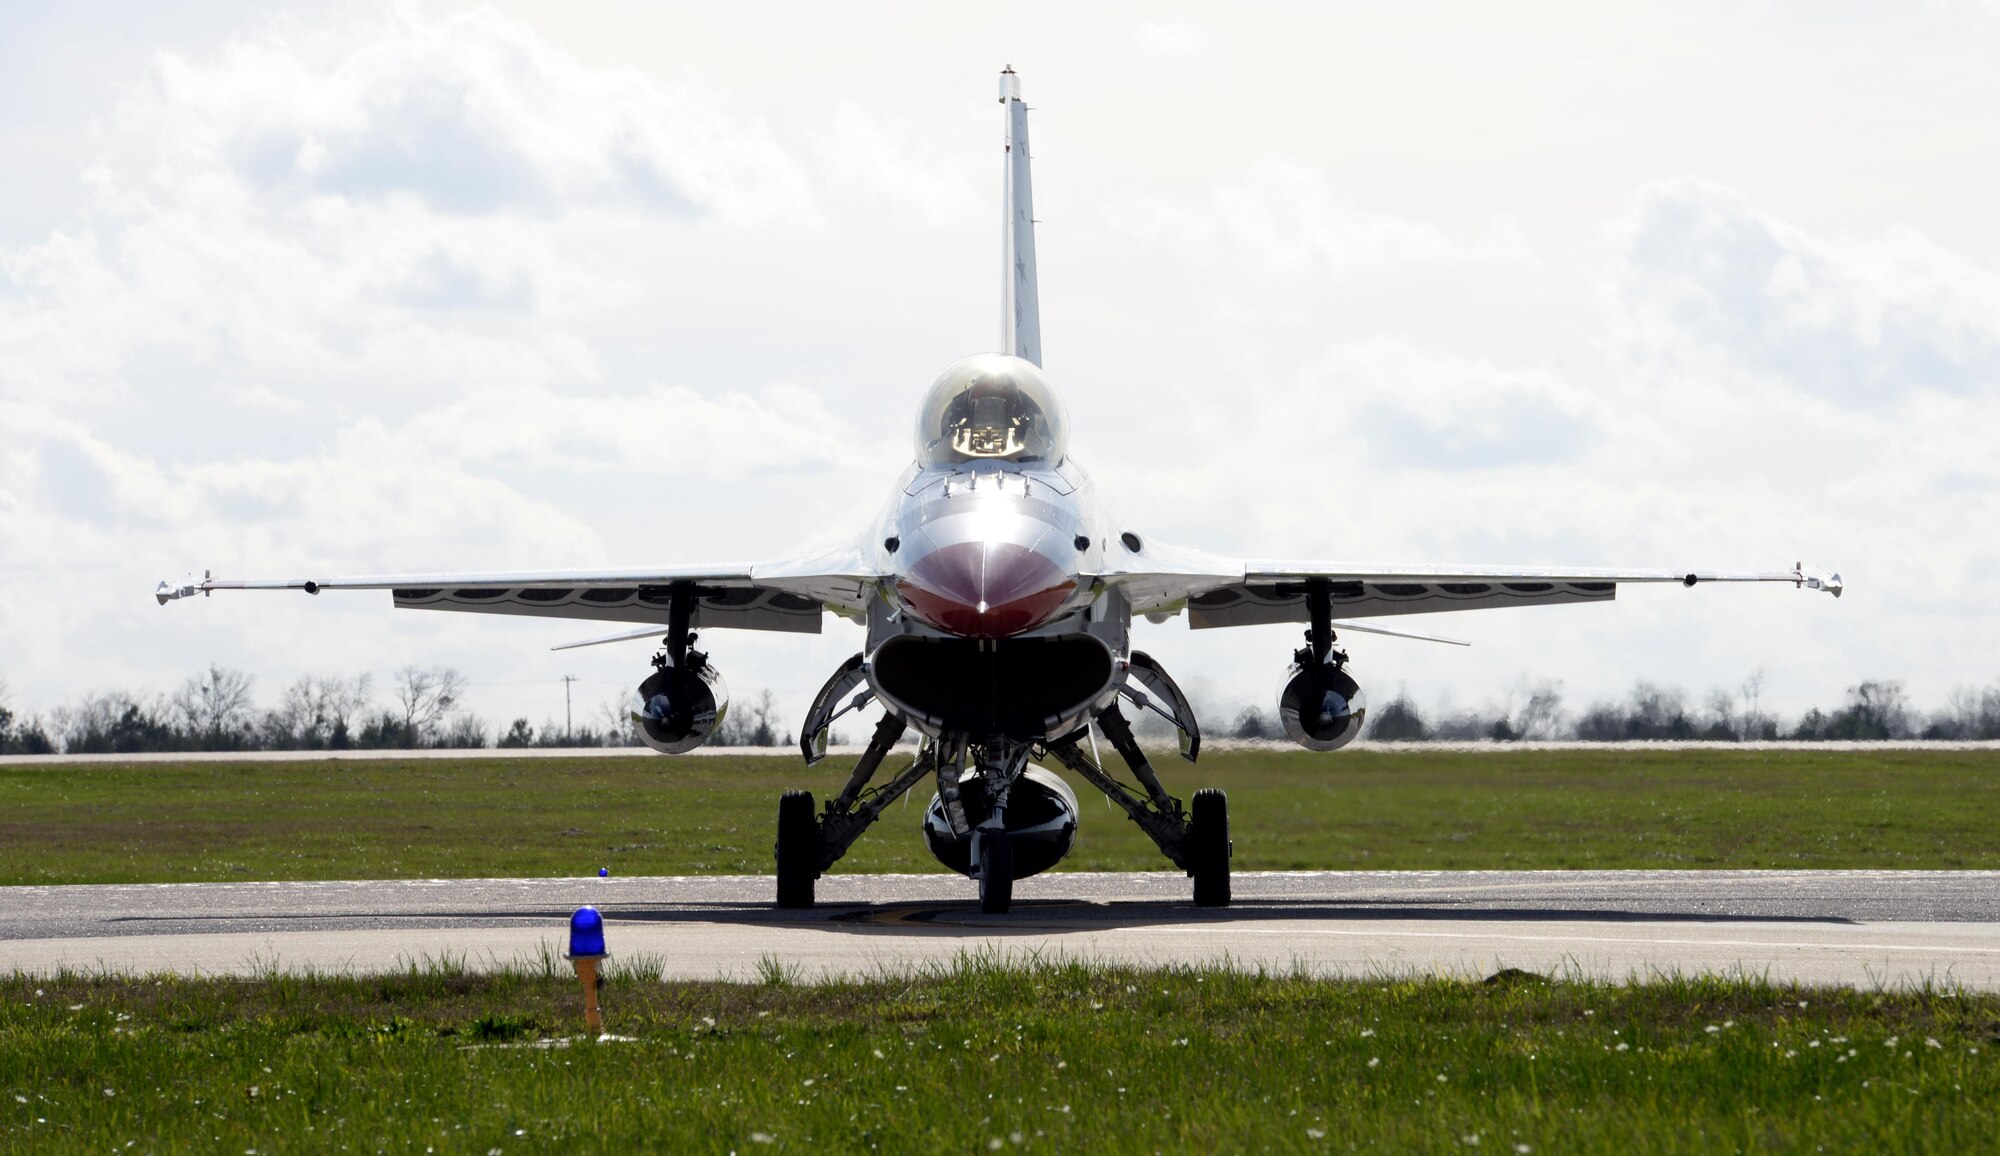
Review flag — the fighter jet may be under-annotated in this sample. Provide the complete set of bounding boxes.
[157,67,1842,913]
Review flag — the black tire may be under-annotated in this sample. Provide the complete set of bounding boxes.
[1188,788,1231,907]
[976,829,1014,915]
[775,789,818,909]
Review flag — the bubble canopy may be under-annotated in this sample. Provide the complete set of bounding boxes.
[914,354,1070,468]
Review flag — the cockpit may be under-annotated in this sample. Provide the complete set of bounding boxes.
[914,354,1070,468]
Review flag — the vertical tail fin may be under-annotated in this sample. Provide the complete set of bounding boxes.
[999,66,1041,367]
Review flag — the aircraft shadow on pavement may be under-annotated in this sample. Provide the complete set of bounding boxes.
[600,898,1861,938]
[90,899,1859,939]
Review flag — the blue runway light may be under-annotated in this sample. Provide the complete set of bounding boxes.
[567,906,608,959]
[599,867,609,877]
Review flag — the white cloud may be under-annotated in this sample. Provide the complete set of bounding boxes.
[1318,340,1603,472]
[1611,177,2000,406]
[379,381,897,480]
[1110,157,1538,277]
[1135,20,1202,60]
[121,6,812,223]
[0,3,928,723]
[2,1,1997,737]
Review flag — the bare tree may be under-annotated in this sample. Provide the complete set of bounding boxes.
[1232,706,1274,740]
[1847,680,1911,739]
[597,695,640,747]
[259,673,374,749]
[169,665,257,749]
[709,688,779,747]
[1973,683,2000,740]
[393,665,466,748]
[1703,687,1739,740]
[54,691,178,753]
[0,676,54,754]
[313,674,373,747]
[1936,686,1978,739]
[261,678,317,749]
[745,688,779,747]
[1928,683,2000,740]
[1512,678,1567,740]
[1739,669,1774,739]
[1967,684,1996,739]
[432,711,490,749]
[1432,706,1494,741]
[1573,681,1694,741]
[1364,692,1431,741]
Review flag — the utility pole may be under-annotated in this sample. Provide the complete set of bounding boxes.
[561,675,578,745]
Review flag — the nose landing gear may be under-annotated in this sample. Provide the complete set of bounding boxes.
[972,827,1014,914]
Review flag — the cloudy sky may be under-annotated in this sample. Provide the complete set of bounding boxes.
[3,0,1996,735]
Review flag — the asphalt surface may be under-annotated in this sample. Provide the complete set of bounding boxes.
[4,871,1998,988]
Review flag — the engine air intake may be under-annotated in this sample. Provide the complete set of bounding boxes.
[871,634,1112,737]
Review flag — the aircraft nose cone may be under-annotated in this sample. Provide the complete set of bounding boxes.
[897,540,1076,638]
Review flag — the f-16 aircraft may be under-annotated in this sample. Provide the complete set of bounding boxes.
[157,68,1842,914]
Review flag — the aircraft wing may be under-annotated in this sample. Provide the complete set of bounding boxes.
[153,544,883,635]
[1104,543,1842,628]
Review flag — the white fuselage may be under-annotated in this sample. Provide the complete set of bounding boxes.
[860,452,1132,743]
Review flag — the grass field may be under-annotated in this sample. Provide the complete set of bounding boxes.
[3,958,1996,1152]
[2,748,1997,885]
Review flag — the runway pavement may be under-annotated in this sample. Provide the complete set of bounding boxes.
[4,870,1998,989]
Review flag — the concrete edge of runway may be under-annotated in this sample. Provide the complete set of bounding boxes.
[7,870,1998,990]
[9,924,1997,993]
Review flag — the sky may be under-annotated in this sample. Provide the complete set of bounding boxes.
[2,0,1997,737]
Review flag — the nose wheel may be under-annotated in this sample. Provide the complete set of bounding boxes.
[974,828,1014,914]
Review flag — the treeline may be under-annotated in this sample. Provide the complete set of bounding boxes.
[1220,674,2000,743]
[0,668,795,755]
[494,688,793,750]
[11,668,2000,757]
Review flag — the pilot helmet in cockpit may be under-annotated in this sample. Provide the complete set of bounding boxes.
[914,354,1069,468]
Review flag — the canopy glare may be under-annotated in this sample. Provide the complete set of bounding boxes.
[914,354,1069,468]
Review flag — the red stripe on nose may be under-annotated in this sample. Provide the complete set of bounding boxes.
[897,541,1075,638]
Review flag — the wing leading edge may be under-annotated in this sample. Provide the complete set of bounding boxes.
[155,545,884,635]
[1102,545,1841,629]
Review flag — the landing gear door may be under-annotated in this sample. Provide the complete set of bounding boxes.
[1122,650,1202,763]
[800,653,872,765]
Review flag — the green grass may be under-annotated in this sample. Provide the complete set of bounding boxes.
[3,959,1997,1152]
[1,749,1996,885]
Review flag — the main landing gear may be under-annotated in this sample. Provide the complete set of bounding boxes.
[774,789,818,909]
[772,690,1230,912]
[773,712,933,909]
[1044,702,1232,908]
